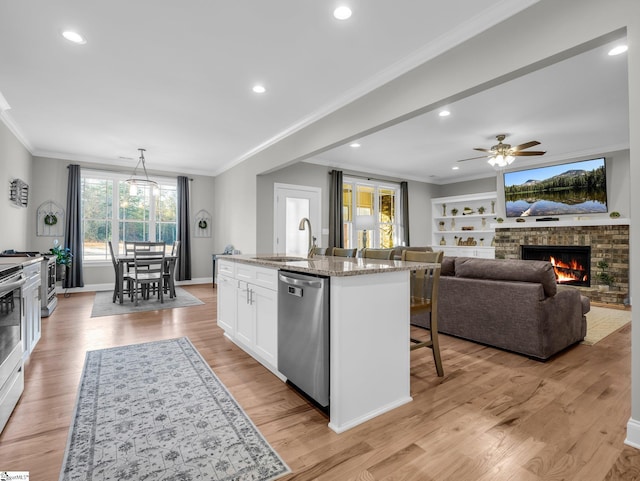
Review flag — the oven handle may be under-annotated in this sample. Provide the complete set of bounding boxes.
[0,276,26,295]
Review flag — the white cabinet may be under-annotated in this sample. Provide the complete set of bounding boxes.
[22,262,41,358]
[216,273,237,335]
[251,284,278,367]
[431,191,497,258]
[216,260,278,372]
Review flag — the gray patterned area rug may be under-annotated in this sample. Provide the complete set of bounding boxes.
[59,337,291,481]
[91,287,204,317]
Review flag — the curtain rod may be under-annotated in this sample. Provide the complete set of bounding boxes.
[329,171,402,184]
[69,164,194,181]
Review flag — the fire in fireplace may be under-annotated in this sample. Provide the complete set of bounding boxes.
[521,245,591,287]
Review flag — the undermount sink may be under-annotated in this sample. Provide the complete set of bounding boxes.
[252,256,307,262]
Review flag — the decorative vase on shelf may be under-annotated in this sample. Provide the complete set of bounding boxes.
[450,218,455,230]
[481,217,486,229]
[438,221,446,231]
[442,204,447,216]
[491,200,495,214]
[440,236,446,246]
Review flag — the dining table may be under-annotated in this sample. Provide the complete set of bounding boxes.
[115,254,177,304]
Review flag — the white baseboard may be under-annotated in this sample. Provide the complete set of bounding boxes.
[56,277,213,294]
[625,417,640,448]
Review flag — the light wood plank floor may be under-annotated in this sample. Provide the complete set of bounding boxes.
[0,285,638,480]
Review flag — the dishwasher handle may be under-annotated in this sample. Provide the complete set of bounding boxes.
[279,273,324,289]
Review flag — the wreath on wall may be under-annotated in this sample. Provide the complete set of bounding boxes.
[44,213,58,225]
[198,219,208,229]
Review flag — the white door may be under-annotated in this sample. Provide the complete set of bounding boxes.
[274,183,321,256]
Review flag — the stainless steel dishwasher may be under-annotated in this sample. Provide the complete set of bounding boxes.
[278,270,329,407]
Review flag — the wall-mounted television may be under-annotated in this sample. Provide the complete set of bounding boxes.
[503,157,607,218]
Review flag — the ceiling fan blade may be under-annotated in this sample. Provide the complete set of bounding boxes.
[457,155,488,162]
[473,148,493,153]
[512,150,546,156]
[512,140,540,151]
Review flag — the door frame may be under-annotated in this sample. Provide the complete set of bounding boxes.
[273,183,322,255]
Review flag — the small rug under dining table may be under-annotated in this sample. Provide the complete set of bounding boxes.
[59,337,290,481]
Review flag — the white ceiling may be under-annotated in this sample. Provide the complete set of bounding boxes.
[313,37,630,184]
[0,1,629,184]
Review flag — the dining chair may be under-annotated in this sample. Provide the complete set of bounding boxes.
[402,249,444,376]
[108,240,130,303]
[310,247,328,256]
[328,247,357,258]
[163,240,180,298]
[130,243,166,306]
[360,248,394,260]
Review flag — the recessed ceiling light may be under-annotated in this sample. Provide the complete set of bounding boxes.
[62,30,87,45]
[334,6,352,20]
[350,142,361,148]
[608,45,628,56]
[252,85,266,94]
[439,110,451,117]
[452,166,460,170]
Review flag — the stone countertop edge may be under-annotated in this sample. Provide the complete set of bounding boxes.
[223,255,439,277]
[0,256,45,267]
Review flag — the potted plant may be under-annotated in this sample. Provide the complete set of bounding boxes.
[451,207,458,216]
[50,240,73,281]
[595,260,615,290]
[478,206,486,214]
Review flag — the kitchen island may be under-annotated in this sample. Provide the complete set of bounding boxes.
[216,254,436,433]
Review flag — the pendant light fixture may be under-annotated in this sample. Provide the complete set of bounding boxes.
[126,148,159,195]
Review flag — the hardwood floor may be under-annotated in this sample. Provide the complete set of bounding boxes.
[0,284,637,480]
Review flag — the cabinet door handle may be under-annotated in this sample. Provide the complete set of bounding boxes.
[249,289,254,305]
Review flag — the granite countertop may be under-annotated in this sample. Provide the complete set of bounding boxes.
[224,254,438,277]
[0,256,44,267]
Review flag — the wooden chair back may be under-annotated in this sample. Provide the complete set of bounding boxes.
[402,249,444,377]
[329,247,357,258]
[361,248,394,260]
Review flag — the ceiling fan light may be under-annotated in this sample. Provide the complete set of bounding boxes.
[506,155,515,165]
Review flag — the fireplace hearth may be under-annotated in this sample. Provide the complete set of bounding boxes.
[521,245,591,287]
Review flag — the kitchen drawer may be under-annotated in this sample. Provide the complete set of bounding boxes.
[235,263,278,290]
[217,259,235,277]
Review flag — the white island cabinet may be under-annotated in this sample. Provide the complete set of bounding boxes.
[217,255,436,433]
[216,259,279,375]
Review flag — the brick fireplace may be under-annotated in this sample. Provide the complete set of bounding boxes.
[494,222,629,305]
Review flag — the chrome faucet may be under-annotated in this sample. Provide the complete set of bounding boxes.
[298,217,316,257]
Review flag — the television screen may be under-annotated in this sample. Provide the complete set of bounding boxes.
[503,157,607,218]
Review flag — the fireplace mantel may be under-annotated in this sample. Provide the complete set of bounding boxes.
[492,217,630,229]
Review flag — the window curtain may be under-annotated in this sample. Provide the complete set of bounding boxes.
[64,164,84,288]
[400,181,410,246]
[176,176,192,280]
[328,169,344,248]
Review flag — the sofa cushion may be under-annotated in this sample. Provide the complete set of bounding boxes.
[454,257,558,297]
[440,256,457,276]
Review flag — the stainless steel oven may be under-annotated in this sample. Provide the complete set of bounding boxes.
[0,264,25,433]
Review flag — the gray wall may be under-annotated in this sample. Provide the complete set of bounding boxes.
[255,161,440,253]
[29,156,216,285]
[0,120,33,252]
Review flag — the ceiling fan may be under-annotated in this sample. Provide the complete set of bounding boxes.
[458,134,546,167]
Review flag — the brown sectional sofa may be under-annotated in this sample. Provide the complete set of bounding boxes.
[432,257,590,360]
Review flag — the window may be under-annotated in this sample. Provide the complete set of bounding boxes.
[81,171,177,261]
[342,177,401,249]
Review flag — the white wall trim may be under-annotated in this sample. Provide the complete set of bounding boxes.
[626,418,640,449]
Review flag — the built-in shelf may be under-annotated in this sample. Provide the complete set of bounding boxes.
[431,191,497,258]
